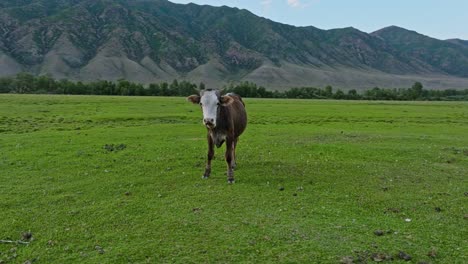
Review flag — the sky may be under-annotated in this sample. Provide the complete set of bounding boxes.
[169,0,468,40]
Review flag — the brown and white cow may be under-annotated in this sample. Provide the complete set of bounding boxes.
[187,89,247,183]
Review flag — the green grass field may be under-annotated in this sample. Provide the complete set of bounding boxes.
[0,94,467,263]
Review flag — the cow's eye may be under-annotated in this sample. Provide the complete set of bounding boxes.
[199,103,202,106]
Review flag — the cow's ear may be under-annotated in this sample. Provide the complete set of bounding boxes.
[187,95,200,104]
[220,95,234,106]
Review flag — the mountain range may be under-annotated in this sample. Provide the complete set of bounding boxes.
[1,0,468,90]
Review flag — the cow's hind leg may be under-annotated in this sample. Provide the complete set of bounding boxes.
[203,134,214,179]
[225,138,235,184]
[232,137,238,170]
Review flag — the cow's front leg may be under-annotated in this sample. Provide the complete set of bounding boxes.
[203,133,214,179]
[225,138,235,183]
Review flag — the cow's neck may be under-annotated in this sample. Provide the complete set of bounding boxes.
[208,127,226,148]
[207,106,230,148]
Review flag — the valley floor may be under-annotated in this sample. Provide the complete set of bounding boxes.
[0,95,467,263]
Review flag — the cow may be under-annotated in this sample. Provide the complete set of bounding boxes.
[187,89,247,183]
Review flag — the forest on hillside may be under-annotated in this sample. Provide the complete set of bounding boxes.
[1,73,467,101]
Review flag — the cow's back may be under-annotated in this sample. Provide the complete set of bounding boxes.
[229,96,247,137]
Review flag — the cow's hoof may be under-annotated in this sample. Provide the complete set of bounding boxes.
[228,179,235,184]
[202,175,209,179]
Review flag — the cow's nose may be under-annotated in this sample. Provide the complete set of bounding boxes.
[204,118,215,126]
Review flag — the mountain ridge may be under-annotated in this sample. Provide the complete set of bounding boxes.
[1,0,468,90]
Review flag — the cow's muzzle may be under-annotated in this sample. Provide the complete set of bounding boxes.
[204,118,215,128]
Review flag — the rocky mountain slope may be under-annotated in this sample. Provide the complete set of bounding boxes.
[1,0,468,89]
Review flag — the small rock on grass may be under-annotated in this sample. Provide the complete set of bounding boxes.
[398,251,412,261]
[372,253,393,262]
[427,249,437,258]
[339,256,354,264]
[95,246,105,254]
[384,207,401,214]
[21,232,33,241]
[374,230,384,236]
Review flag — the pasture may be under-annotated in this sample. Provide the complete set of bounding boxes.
[0,94,467,263]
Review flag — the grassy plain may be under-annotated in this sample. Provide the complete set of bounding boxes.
[0,94,467,263]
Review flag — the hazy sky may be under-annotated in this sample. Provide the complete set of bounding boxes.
[169,0,467,40]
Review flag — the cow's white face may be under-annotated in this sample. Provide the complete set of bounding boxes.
[200,90,219,128]
[187,90,235,129]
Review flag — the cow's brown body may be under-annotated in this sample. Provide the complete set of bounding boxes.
[188,91,247,183]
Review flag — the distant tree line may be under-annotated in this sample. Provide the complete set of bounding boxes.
[0,73,198,96]
[1,73,468,101]
[224,81,468,101]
